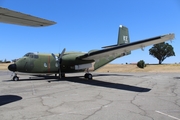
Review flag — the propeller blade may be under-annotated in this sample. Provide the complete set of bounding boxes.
[58,48,66,79]
[59,48,66,59]
[51,53,58,61]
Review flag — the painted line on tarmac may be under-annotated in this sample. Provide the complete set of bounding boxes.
[156,110,180,120]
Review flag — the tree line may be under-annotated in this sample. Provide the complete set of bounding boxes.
[0,59,11,63]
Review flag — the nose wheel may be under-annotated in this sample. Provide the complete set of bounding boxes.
[84,73,93,80]
[13,76,19,81]
[12,73,19,81]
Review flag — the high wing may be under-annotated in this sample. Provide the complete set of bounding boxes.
[0,7,56,27]
[78,33,175,60]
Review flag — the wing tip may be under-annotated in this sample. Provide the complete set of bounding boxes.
[0,7,57,27]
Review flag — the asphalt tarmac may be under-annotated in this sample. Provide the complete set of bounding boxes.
[0,70,180,120]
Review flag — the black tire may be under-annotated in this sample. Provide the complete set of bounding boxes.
[84,73,93,80]
[13,76,19,81]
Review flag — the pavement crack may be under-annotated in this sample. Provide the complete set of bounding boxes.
[171,84,178,97]
[94,92,103,99]
[130,93,154,120]
[39,96,55,115]
[157,83,180,108]
[82,100,113,120]
[125,109,154,120]
[171,83,180,108]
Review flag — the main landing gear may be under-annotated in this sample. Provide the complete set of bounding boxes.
[55,73,65,79]
[84,73,93,80]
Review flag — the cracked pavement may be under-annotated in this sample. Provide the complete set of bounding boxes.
[0,71,180,120]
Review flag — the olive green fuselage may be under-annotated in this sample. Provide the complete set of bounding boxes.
[15,51,126,74]
[16,52,93,73]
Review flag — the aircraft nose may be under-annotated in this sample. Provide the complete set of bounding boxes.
[8,64,17,72]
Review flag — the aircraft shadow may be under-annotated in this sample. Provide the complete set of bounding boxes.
[0,95,22,106]
[93,73,133,77]
[3,73,133,82]
[3,74,151,93]
[174,77,180,79]
[51,77,151,93]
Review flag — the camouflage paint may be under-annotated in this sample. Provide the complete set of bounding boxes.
[12,25,131,74]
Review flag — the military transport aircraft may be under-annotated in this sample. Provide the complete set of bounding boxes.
[0,7,175,81]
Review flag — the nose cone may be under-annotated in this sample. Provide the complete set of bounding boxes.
[8,64,17,72]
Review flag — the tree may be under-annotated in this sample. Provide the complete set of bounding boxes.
[137,60,146,68]
[149,42,175,64]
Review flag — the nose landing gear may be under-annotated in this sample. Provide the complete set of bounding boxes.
[12,73,19,81]
[13,76,19,81]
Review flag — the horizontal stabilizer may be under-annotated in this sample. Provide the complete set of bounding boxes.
[102,44,117,49]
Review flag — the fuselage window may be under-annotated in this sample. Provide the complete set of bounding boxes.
[55,63,58,67]
[44,63,47,67]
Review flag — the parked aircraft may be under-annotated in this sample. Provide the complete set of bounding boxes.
[8,25,174,81]
[0,7,175,81]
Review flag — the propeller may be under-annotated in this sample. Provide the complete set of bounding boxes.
[51,48,66,79]
[51,53,58,61]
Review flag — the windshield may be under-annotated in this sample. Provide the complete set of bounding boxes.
[23,52,39,59]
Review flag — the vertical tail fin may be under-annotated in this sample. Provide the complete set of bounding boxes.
[117,25,130,45]
[94,25,131,71]
[117,25,131,55]
[102,25,130,48]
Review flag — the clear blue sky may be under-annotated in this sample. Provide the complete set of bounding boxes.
[0,0,179,64]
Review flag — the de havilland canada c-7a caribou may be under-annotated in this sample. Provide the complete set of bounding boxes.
[0,7,175,81]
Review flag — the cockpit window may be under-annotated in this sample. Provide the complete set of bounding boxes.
[34,55,39,59]
[29,54,33,58]
[24,52,34,57]
[23,52,39,59]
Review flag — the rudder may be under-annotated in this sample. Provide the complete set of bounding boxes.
[117,25,130,45]
[102,25,130,49]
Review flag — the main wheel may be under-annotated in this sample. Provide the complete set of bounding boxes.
[84,73,93,80]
